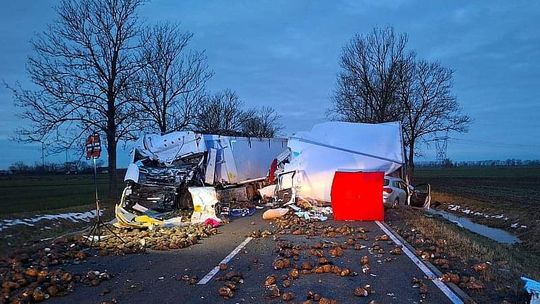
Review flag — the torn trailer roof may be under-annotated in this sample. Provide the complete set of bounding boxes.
[128,131,287,183]
[276,121,405,203]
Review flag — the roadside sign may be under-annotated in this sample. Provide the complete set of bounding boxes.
[86,133,101,160]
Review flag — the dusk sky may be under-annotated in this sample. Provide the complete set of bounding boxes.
[1,0,539,169]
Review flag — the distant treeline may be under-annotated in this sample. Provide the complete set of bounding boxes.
[5,158,540,175]
[2,160,111,175]
[417,159,540,168]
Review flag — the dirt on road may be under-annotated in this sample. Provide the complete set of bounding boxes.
[2,210,470,304]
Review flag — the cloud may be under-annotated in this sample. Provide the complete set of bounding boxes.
[1,0,539,166]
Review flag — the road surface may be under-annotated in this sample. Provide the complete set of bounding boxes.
[50,212,461,304]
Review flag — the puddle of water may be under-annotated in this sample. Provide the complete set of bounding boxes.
[426,209,521,245]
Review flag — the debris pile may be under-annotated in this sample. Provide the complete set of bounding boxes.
[0,220,219,303]
[177,274,198,285]
[256,213,392,302]
[0,239,105,303]
[216,271,244,299]
[96,224,219,253]
[248,229,273,238]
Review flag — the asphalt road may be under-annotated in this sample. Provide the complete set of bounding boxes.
[50,212,457,304]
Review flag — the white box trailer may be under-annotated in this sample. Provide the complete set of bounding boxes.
[202,134,288,184]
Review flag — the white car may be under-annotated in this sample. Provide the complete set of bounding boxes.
[383,176,409,207]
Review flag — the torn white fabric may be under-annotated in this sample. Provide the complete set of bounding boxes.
[283,121,404,202]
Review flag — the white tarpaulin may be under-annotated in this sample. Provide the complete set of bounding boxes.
[282,121,404,202]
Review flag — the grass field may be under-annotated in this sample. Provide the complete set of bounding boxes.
[415,166,540,208]
[415,166,540,255]
[0,174,124,215]
[0,173,124,255]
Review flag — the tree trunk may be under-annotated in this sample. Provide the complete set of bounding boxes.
[106,92,118,199]
[160,120,167,135]
[407,141,415,183]
[107,133,118,199]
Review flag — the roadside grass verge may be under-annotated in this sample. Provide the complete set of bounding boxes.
[415,166,540,257]
[0,174,123,256]
[0,200,117,256]
[387,207,538,303]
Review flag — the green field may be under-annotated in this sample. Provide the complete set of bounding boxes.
[415,166,540,209]
[0,174,124,215]
[415,165,540,255]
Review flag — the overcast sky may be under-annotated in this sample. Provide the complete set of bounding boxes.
[1,0,539,168]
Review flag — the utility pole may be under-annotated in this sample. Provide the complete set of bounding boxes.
[434,131,449,166]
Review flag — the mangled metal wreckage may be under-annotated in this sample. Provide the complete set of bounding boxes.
[116,131,287,228]
[116,122,429,228]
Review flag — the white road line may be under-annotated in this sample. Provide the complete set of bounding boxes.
[197,237,253,285]
[375,221,464,304]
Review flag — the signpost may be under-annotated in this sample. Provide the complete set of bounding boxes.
[85,132,123,246]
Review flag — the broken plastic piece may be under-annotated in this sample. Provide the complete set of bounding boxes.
[258,185,277,199]
[230,208,256,217]
[204,218,221,228]
[189,187,220,223]
[262,208,289,220]
[522,277,540,304]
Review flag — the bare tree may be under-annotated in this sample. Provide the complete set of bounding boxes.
[193,90,252,136]
[330,26,412,123]
[135,23,212,134]
[8,0,143,198]
[331,26,470,180]
[397,59,470,179]
[242,106,282,138]
[8,161,30,174]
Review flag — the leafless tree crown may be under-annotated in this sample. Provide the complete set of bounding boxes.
[330,26,470,178]
[193,89,249,136]
[242,106,282,138]
[9,0,144,197]
[193,90,281,138]
[135,23,212,134]
[331,27,412,124]
[9,0,283,197]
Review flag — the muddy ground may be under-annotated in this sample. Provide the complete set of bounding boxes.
[415,166,540,256]
[386,207,535,304]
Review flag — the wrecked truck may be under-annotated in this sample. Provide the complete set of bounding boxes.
[116,131,287,228]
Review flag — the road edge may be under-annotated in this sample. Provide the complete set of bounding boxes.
[376,220,473,304]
